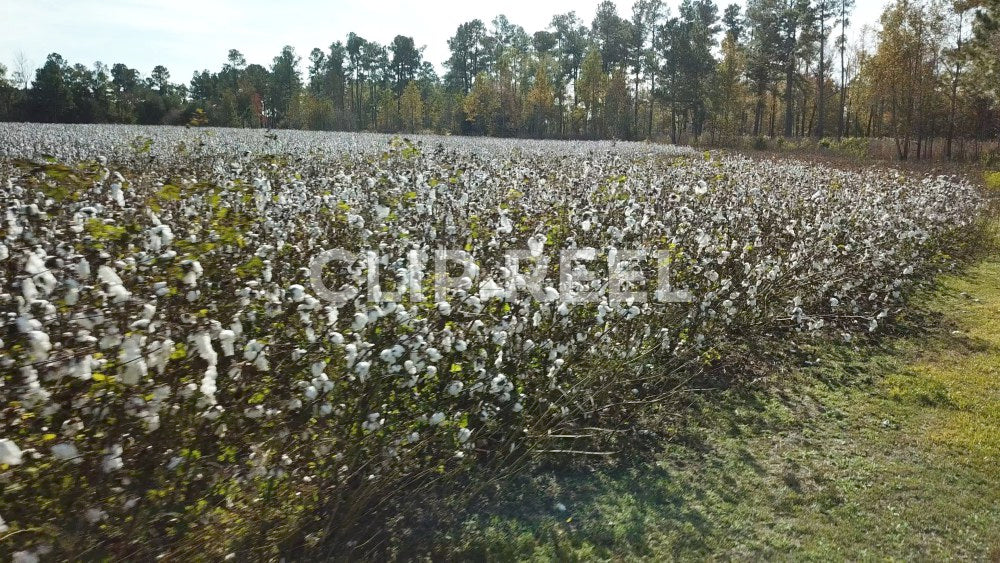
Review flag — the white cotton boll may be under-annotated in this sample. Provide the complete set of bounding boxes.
[110,182,126,207]
[542,286,560,303]
[527,234,546,257]
[330,331,344,345]
[107,283,132,304]
[102,445,123,472]
[84,508,107,524]
[379,348,396,364]
[119,335,147,385]
[303,385,318,400]
[355,361,371,381]
[51,442,81,463]
[429,412,446,425]
[147,339,173,375]
[77,258,91,279]
[0,243,8,261]
[457,428,472,443]
[0,512,7,533]
[65,286,79,305]
[16,315,41,333]
[436,301,452,316]
[557,302,570,316]
[26,253,57,295]
[498,215,513,234]
[361,412,382,431]
[142,303,156,320]
[12,551,39,563]
[0,439,24,465]
[97,265,123,286]
[446,380,464,396]
[193,331,217,366]
[182,260,203,287]
[478,278,505,300]
[153,281,169,297]
[351,312,368,331]
[72,355,94,380]
[243,339,269,371]
[22,277,39,302]
[287,284,305,302]
[218,330,236,356]
[28,330,52,361]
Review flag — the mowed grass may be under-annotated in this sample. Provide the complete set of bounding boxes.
[426,224,1000,561]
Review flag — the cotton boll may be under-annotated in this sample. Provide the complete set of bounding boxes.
[218,330,236,356]
[0,439,23,465]
[354,361,371,381]
[146,339,174,375]
[102,446,123,472]
[189,331,215,364]
[243,339,269,371]
[119,335,147,385]
[351,312,368,331]
[12,551,39,563]
[109,182,126,207]
[26,253,57,295]
[97,265,123,286]
[22,277,39,302]
[51,442,81,463]
[27,330,52,361]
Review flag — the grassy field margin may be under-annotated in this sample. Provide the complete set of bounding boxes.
[416,218,1000,560]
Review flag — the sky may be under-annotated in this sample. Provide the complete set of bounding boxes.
[1,0,888,84]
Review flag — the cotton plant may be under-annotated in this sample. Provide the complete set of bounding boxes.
[0,124,985,560]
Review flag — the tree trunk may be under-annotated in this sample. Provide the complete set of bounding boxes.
[817,8,827,139]
[946,10,965,160]
[784,62,795,138]
[838,0,848,139]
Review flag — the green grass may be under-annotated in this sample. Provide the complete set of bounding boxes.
[985,170,1000,192]
[426,229,1000,561]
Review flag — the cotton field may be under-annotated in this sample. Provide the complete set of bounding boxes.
[0,124,985,559]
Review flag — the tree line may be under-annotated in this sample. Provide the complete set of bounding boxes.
[2,0,999,160]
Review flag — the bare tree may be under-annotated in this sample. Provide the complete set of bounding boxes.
[12,51,33,90]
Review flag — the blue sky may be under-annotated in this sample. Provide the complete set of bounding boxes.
[1,0,887,84]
